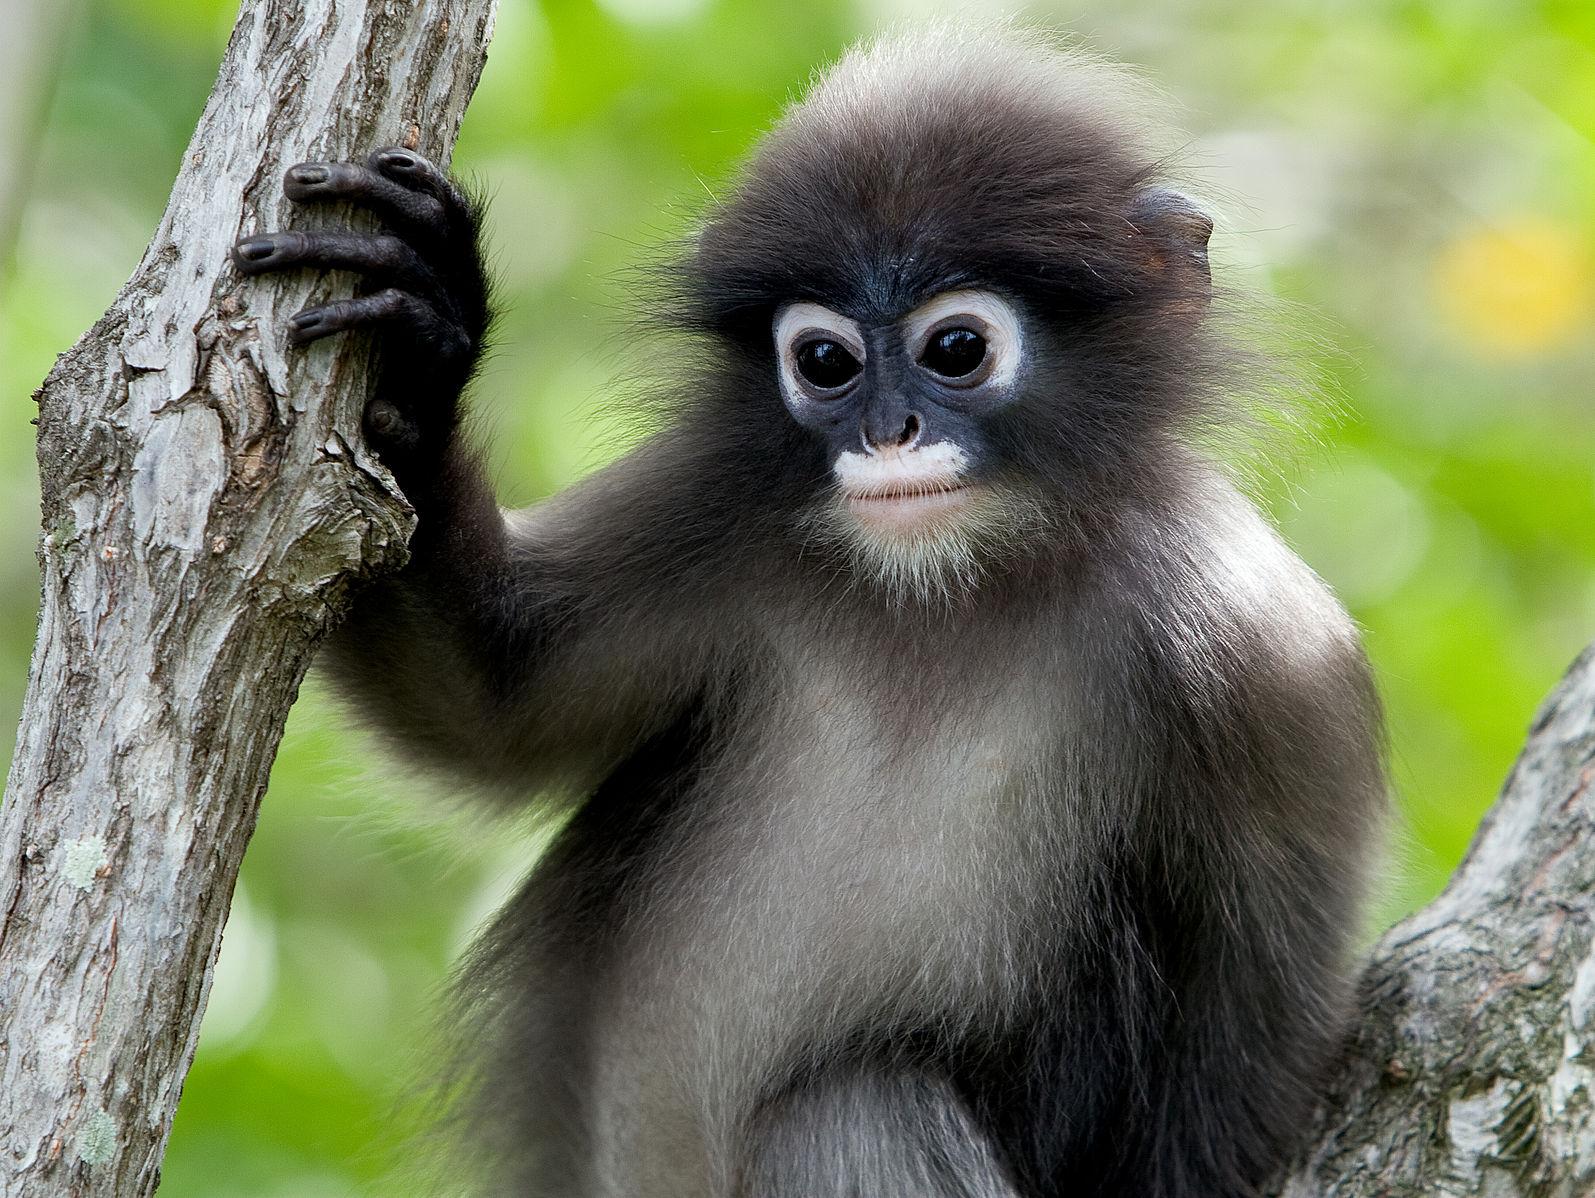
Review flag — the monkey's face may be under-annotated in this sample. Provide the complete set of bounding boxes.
[767,287,1052,599]
[689,41,1220,599]
[773,289,1026,538]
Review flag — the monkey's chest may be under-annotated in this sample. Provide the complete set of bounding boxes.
[715,694,1049,1004]
[624,677,1059,1061]
[577,666,1072,1195]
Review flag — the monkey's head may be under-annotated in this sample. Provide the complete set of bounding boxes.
[685,26,1221,599]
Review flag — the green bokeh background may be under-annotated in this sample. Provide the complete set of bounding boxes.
[2,0,1592,1193]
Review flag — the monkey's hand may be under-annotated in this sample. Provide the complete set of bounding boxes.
[232,148,491,487]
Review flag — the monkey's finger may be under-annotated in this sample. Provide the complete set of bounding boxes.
[288,288,421,344]
[365,147,468,211]
[233,231,426,283]
[283,160,446,233]
[286,288,470,360]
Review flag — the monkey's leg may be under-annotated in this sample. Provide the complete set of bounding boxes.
[1096,915,1344,1198]
[736,1066,1022,1198]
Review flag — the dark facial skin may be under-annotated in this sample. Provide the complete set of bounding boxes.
[775,289,1028,479]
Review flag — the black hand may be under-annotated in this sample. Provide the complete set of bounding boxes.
[232,147,492,487]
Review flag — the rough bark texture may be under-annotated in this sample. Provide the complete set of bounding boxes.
[0,1,496,1194]
[1278,644,1595,1196]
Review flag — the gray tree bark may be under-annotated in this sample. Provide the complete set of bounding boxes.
[0,0,497,1194]
[1278,643,1595,1196]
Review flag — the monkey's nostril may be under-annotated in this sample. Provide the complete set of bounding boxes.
[899,414,921,446]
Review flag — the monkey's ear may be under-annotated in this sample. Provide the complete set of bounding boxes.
[1126,188,1213,310]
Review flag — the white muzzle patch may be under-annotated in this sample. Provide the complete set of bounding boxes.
[833,441,969,500]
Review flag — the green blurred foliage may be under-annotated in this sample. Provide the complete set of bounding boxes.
[2,0,1593,1191]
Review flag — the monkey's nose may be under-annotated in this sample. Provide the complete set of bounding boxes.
[863,411,922,456]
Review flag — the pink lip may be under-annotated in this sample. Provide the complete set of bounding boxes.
[845,483,974,528]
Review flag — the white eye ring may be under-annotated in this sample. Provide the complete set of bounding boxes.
[774,302,866,403]
[901,290,1024,390]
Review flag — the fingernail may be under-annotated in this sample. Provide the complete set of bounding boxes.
[377,149,417,170]
[288,164,328,185]
[289,310,319,329]
[235,237,275,261]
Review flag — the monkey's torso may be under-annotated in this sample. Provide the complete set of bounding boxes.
[585,622,1063,1194]
[473,478,1379,1198]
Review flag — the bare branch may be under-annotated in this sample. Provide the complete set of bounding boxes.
[0,1,497,1193]
[1281,646,1595,1195]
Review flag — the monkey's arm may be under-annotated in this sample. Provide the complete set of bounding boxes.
[1088,486,1386,1198]
[322,438,734,795]
[234,151,723,796]
[311,483,690,798]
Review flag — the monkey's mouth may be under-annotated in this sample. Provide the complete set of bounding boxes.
[844,481,975,530]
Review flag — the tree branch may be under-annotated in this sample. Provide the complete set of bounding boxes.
[0,1,497,1193]
[1281,645,1595,1194]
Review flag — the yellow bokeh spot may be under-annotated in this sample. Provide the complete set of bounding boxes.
[1432,218,1593,357]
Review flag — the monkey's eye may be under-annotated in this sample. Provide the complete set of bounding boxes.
[774,303,866,412]
[794,339,862,391]
[901,292,1020,395]
[920,328,987,380]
